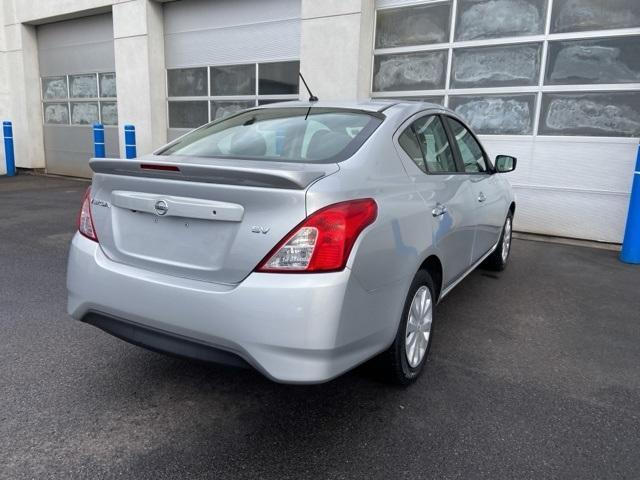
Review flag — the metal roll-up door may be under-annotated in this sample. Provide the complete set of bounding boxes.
[163,0,302,140]
[38,13,119,178]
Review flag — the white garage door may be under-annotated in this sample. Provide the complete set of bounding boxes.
[163,0,302,140]
[373,0,640,243]
[37,13,119,178]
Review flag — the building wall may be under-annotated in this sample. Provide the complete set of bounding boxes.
[0,0,170,171]
[0,0,636,243]
[369,0,640,243]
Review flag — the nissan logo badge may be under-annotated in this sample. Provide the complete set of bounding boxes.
[154,200,169,216]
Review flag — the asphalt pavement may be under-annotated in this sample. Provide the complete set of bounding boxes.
[1,174,639,479]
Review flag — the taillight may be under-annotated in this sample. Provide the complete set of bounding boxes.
[77,186,98,242]
[257,198,377,273]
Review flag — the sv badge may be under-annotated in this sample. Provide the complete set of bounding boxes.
[251,226,270,235]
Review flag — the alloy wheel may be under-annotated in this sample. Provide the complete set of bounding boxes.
[502,217,512,263]
[405,286,433,368]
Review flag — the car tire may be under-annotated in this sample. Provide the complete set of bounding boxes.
[379,270,435,385]
[483,212,513,272]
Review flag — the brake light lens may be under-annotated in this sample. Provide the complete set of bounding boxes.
[77,186,98,242]
[140,163,181,172]
[257,198,377,273]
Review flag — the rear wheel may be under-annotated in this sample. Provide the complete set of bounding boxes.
[483,212,513,271]
[380,270,435,385]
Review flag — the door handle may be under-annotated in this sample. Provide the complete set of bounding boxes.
[432,203,448,217]
[478,192,487,203]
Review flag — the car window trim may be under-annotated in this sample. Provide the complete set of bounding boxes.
[441,114,495,175]
[407,124,429,173]
[414,116,459,175]
[395,112,464,176]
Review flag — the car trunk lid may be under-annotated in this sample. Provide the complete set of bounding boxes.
[88,156,338,284]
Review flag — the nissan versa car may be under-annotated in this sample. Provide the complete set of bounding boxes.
[67,100,517,385]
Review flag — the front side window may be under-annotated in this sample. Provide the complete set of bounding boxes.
[446,117,488,173]
[160,108,383,163]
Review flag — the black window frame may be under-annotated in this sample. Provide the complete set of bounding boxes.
[397,113,462,175]
[441,114,495,175]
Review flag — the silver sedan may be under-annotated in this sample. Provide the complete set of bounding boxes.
[67,100,516,384]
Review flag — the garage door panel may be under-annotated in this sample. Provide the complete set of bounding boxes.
[513,187,628,243]
[44,126,119,177]
[38,13,117,178]
[38,42,115,78]
[479,136,535,186]
[530,140,637,193]
[165,19,300,68]
[164,0,300,33]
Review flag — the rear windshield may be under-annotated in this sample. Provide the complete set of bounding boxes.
[158,107,383,163]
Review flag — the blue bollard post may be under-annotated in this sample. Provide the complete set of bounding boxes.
[124,124,137,159]
[93,123,105,158]
[2,121,16,177]
[620,144,640,264]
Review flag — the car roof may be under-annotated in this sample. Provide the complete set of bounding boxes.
[254,99,449,114]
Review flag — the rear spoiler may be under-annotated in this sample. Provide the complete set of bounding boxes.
[89,157,339,190]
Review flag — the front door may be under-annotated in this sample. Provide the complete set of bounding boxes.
[444,116,505,260]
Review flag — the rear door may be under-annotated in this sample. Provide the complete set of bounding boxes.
[444,116,505,260]
[395,114,476,286]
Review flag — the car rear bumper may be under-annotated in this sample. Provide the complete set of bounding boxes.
[67,233,406,383]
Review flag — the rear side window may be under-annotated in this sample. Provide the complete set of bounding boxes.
[398,128,426,172]
[445,117,488,173]
[398,115,457,174]
[159,107,383,163]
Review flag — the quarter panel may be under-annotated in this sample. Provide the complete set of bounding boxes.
[306,129,429,293]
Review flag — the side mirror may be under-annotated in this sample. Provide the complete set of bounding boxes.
[495,155,517,173]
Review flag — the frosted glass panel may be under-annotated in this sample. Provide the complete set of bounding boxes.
[168,101,208,128]
[551,0,640,33]
[375,2,451,48]
[259,61,299,95]
[546,36,640,85]
[450,95,536,135]
[373,51,447,92]
[99,73,117,98]
[69,74,98,98]
[211,100,256,121]
[71,102,99,125]
[539,92,640,137]
[100,102,118,125]
[43,103,69,124]
[210,64,255,96]
[42,77,68,100]
[456,0,547,41]
[452,43,542,88]
[167,68,208,97]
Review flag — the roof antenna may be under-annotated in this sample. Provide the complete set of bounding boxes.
[299,73,318,102]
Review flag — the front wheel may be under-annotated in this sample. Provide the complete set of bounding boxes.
[379,270,435,385]
[483,212,513,271]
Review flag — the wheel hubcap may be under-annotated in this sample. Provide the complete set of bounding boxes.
[502,217,512,263]
[405,286,432,368]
